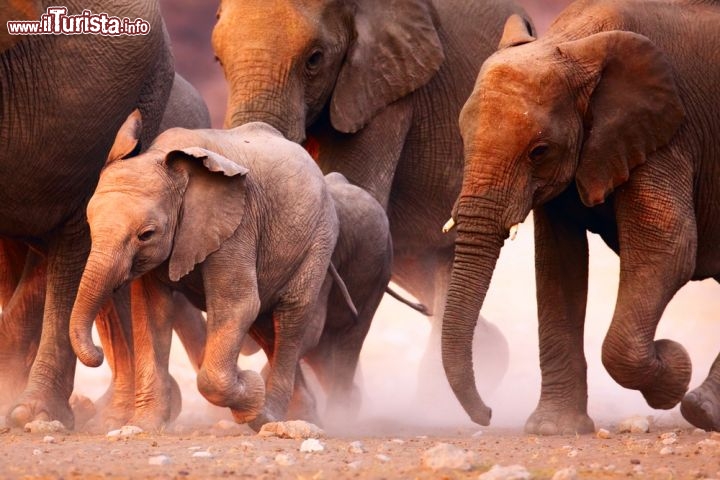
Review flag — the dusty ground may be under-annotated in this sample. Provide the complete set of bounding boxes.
[2,419,720,479]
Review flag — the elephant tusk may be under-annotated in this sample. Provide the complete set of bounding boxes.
[442,217,456,233]
[509,223,519,241]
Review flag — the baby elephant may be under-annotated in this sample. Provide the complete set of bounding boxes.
[69,117,339,427]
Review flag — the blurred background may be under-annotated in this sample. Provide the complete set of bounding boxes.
[73,0,720,432]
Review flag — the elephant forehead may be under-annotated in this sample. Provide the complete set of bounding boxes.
[95,160,169,198]
[217,1,319,53]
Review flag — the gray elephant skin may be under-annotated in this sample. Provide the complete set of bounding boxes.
[69,121,341,429]
[211,0,532,398]
[442,0,720,434]
[0,0,173,428]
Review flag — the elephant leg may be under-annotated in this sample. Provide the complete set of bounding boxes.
[126,277,177,430]
[171,292,206,372]
[681,351,720,431]
[602,179,695,410]
[525,202,594,435]
[196,257,265,425]
[85,287,135,431]
[7,216,89,429]
[286,364,321,425]
[0,246,45,416]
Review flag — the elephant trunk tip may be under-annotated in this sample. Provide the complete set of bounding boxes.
[468,403,492,427]
[70,333,104,368]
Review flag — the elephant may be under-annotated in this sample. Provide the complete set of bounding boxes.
[69,119,341,429]
[211,0,531,401]
[442,0,720,434]
[0,0,42,52]
[0,0,174,428]
[84,72,211,430]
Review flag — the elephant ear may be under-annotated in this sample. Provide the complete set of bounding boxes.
[557,31,685,207]
[107,109,142,165]
[497,14,536,49]
[164,147,249,282]
[330,0,444,134]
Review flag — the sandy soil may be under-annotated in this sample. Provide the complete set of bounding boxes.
[2,420,720,479]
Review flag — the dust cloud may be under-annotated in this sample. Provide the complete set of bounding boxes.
[73,213,720,433]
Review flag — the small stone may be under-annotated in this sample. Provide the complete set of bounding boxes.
[566,449,578,458]
[478,464,531,480]
[299,438,325,453]
[187,446,203,451]
[472,430,484,438]
[348,441,366,454]
[552,467,578,480]
[274,453,295,466]
[107,425,143,439]
[692,428,707,435]
[258,420,324,439]
[697,439,720,449]
[375,454,390,462]
[148,454,171,466]
[630,459,641,465]
[421,442,475,471]
[42,436,56,444]
[596,428,612,439]
[24,420,66,434]
[661,437,677,445]
[347,460,362,469]
[391,438,405,444]
[617,416,650,434]
[192,451,214,458]
[659,446,673,455]
[255,455,268,464]
[32,449,43,456]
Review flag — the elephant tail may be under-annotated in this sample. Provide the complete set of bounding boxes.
[329,262,358,321]
[385,286,432,316]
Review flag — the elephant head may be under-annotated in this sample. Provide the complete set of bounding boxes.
[442,15,685,425]
[212,0,444,141]
[69,111,250,368]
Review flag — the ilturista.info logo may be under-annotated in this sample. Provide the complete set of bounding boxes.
[6,6,151,36]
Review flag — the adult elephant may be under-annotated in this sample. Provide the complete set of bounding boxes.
[0,0,173,428]
[443,0,720,433]
[212,0,530,403]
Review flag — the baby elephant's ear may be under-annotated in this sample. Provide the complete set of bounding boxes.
[164,147,250,282]
[107,109,142,165]
[169,146,249,177]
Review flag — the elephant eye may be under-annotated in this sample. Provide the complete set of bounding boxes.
[529,144,549,161]
[138,229,156,242]
[305,49,324,73]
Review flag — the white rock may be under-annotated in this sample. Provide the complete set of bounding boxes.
[255,455,269,464]
[659,447,673,456]
[596,428,612,439]
[258,420,324,439]
[148,455,171,466]
[375,454,390,462]
[24,420,66,434]
[421,442,475,471]
[348,441,366,454]
[552,467,578,480]
[391,438,405,444]
[617,416,650,434]
[478,464,531,480]
[32,449,43,456]
[660,432,677,440]
[107,425,143,439]
[274,453,295,466]
[472,430,485,438]
[42,436,56,444]
[192,450,214,458]
[299,438,325,453]
[661,437,677,445]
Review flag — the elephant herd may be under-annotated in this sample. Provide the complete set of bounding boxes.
[0,0,719,436]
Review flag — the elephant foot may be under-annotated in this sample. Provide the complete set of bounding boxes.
[7,392,74,430]
[640,340,692,409]
[525,406,595,436]
[680,383,720,432]
[246,411,279,432]
[198,368,265,425]
[69,394,97,430]
[128,376,182,431]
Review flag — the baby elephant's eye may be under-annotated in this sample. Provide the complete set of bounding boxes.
[138,229,156,242]
[529,143,550,161]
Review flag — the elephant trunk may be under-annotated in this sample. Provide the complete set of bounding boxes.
[442,196,506,426]
[70,249,126,368]
[225,72,305,142]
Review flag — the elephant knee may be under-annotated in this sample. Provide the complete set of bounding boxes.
[197,366,265,414]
